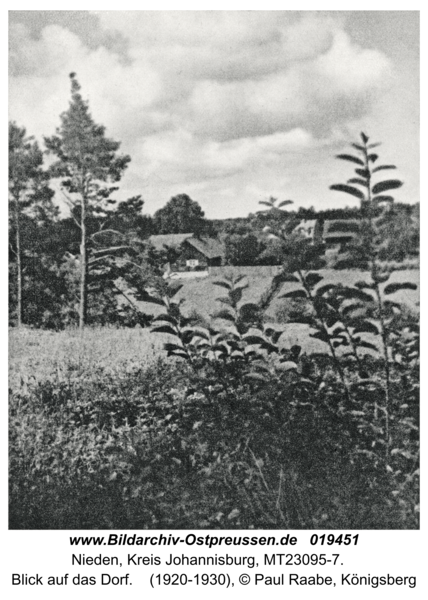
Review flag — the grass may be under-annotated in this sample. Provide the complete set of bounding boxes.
[9,326,167,392]
[136,269,276,319]
[137,268,419,319]
[10,269,419,387]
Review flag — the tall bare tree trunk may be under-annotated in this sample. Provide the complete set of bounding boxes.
[79,195,88,331]
[14,196,22,328]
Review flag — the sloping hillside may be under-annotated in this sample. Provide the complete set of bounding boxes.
[136,267,277,319]
[135,268,419,339]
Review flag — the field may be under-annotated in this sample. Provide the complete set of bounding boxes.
[9,267,419,530]
[10,268,419,388]
[9,327,166,392]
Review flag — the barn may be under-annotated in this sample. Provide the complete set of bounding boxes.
[322,220,360,250]
[149,233,224,271]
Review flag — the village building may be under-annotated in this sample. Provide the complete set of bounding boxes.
[149,233,225,272]
[292,218,361,253]
[322,220,360,250]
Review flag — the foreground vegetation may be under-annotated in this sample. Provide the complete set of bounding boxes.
[9,275,419,529]
[9,324,419,529]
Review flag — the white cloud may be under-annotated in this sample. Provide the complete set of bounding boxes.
[9,11,405,218]
[9,22,162,143]
[185,30,392,141]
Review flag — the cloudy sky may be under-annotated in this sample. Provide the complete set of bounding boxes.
[9,10,419,219]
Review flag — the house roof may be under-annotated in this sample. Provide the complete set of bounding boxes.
[323,220,360,240]
[184,236,224,259]
[149,233,194,251]
[149,233,224,259]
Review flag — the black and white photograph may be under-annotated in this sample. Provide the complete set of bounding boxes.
[9,10,419,532]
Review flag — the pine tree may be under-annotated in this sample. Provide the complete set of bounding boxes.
[9,122,54,327]
[45,73,131,329]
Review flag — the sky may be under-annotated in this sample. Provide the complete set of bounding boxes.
[9,10,419,219]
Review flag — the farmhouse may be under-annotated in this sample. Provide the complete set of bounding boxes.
[322,220,360,250]
[149,233,225,271]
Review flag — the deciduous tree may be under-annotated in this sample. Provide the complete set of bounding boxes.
[154,194,207,235]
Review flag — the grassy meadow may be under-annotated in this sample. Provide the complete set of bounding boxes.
[10,268,418,386]
[9,327,166,392]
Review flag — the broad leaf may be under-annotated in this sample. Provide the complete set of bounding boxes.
[382,300,404,312]
[337,288,375,303]
[368,153,379,163]
[372,165,396,173]
[233,274,248,285]
[324,312,341,328]
[194,340,210,349]
[315,284,338,297]
[354,280,375,290]
[140,293,164,306]
[164,342,185,353]
[372,179,403,195]
[310,330,329,343]
[331,323,346,336]
[305,272,323,287]
[333,338,349,348]
[383,282,417,295]
[239,302,261,314]
[351,320,380,335]
[181,330,197,345]
[166,283,183,298]
[243,335,269,346]
[212,309,235,322]
[330,184,365,200]
[230,287,243,305]
[336,154,364,166]
[356,340,379,353]
[288,314,316,325]
[152,313,177,325]
[217,296,234,307]
[355,168,370,178]
[151,325,178,336]
[277,199,294,208]
[372,271,390,284]
[278,289,308,299]
[280,273,300,283]
[360,132,369,144]
[347,177,369,187]
[212,280,232,290]
[212,343,229,353]
[264,327,283,344]
[167,350,188,360]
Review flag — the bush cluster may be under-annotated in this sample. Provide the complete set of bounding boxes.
[10,303,418,529]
